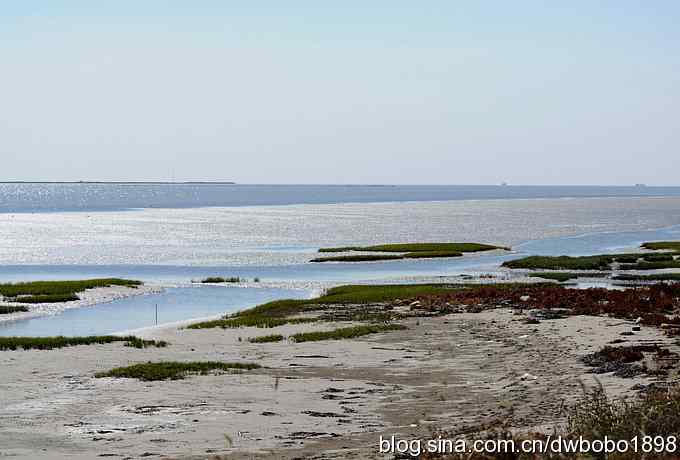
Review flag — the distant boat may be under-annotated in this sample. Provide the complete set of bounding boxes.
[501,182,508,186]
[635,183,647,187]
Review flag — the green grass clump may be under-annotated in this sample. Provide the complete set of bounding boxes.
[123,337,169,349]
[0,305,29,314]
[248,334,284,343]
[230,298,313,318]
[505,243,680,273]
[568,385,680,447]
[530,272,580,282]
[320,242,505,253]
[0,279,141,297]
[290,324,407,343]
[318,246,362,253]
[11,294,79,304]
[188,284,457,330]
[504,253,649,270]
[314,242,506,262]
[187,315,317,329]
[402,251,463,259]
[311,254,405,262]
[612,255,640,264]
[641,241,680,252]
[614,273,680,282]
[421,383,680,457]
[611,254,646,263]
[317,284,453,304]
[200,276,241,283]
[503,255,616,270]
[363,243,503,253]
[642,253,675,262]
[0,335,167,351]
[95,361,261,381]
[619,260,680,270]
[258,284,456,311]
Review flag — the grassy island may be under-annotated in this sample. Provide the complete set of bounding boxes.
[200,276,242,283]
[0,278,142,304]
[504,254,632,270]
[641,241,680,252]
[504,242,680,271]
[312,242,508,263]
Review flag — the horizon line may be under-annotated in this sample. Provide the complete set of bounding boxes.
[0,181,676,187]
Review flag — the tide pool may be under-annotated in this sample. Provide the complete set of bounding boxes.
[0,285,309,337]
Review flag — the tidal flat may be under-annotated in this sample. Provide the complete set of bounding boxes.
[2,279,680,459]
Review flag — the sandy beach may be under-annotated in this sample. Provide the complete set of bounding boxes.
[1,303,675,460]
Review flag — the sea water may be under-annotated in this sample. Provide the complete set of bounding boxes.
[2,184,680,335]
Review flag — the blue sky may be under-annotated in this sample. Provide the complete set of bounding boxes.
[1,2,679,184]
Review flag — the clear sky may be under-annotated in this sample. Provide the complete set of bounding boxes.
[1,1,678,185]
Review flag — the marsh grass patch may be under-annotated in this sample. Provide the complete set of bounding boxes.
[95,361,261,381]
[0,279,141,304]
[187,284,459,330]
[619,260,680,270]
[187,316,318,329]
[614,273,680,282]
[248,334,284,343]
[0,335,167,351]
[311,254,406,262]
[421,384,680,460]
[200,276,242,283]
[506,242,680,271]
[10,294,80,304]
[0,305,29,314]
[503,255,622,270]
[642,253,675,262]
[641,241,680,252]
[319,243,505,253]
[290,324,407,342]
[568,384,680,446]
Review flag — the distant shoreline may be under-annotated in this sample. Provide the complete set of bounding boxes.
[1,184,680,214]
[0,181,237,185]
[1,182,679,187]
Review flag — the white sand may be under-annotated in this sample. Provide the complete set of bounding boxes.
[0,308,675,460]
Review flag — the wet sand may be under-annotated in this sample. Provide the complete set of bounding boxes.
[0,305,675,460]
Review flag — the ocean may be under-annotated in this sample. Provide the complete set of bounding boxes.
[2,183,680,335]
[1,183,680,212]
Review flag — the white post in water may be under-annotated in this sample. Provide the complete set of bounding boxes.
[155,304,158,325]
